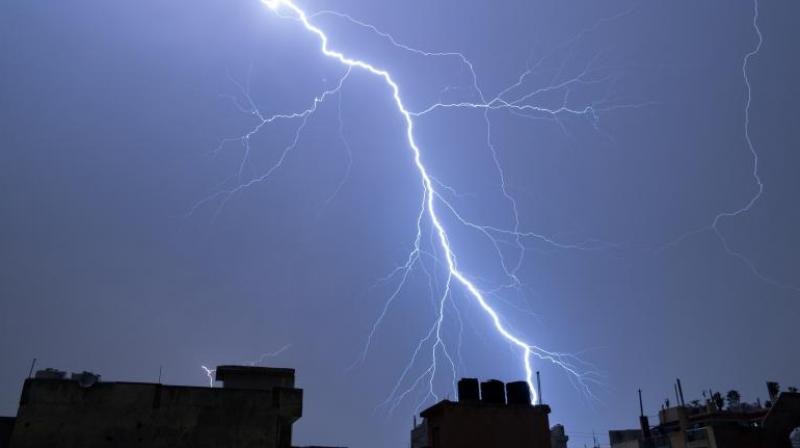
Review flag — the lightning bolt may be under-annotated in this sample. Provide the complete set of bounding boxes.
[662,0,797,293]
[200,365,216,388]
[262,0,541,402]
[710,0,799,291]
[201,344,292,388]
[197,0,634,407]
[252,0,616,406]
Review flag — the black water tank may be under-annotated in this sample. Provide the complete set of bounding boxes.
[506,381,531,405]
[458,378,480,402]
[480,379,506,404]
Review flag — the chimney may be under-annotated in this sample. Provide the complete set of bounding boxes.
[458,378,480,402]
[480,380,506,405]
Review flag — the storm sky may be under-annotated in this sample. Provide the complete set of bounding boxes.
[1,1,799,447]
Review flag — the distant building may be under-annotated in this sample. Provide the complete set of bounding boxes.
[609,381,800,448]
[1,365,344,448]
[410,378,556,448]
[550,423,569,448]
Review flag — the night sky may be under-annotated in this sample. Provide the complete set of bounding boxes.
[1,1,799,447]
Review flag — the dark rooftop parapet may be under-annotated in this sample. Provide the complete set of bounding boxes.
[215,365,295,391]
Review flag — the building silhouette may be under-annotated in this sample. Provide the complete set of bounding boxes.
[410,378,558,448]
[0,416,14,448]
[0,365,344,448]
[5,365,796,448]
[609,381,800,448]
[550,424,569,448]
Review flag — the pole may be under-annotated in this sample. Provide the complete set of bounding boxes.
[27,358,37,379]
[676,378,685,406]
[639,389,644,417]
[674,383,680,407]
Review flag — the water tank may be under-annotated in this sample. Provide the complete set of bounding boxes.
[480,379,506,404]
[506,381,531,405]
[458,378,480,402]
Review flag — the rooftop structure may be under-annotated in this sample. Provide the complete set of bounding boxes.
[0,365,343,448]
[215,365,296,391]
[550,423,569,448]
[411,377,556,448]
[610,380,800,448]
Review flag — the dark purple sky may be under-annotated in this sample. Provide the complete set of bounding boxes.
[1,1,799,447]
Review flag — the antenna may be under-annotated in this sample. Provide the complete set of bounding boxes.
[674,383,680,407]
[676,378,685,406]
[158,365,163,384]
[639,389,644,417]
[638,389,652,439]
[27,358,37,378]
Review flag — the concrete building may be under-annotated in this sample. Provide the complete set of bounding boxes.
[1,365,340,448]
[609,382,800,448]
[410,378,555,448]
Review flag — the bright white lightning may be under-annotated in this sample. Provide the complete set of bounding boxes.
[661,0,797,293]
[710,0,798,292]
[200,365,216,388]
[196,0,632,406]
[194,0,784,414]
[201,344,292,388]
[257,0,585,405]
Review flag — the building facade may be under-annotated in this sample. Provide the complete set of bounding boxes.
[5,365,305,448]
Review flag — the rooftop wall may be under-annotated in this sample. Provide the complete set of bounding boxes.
[9,377,302,448]
[420,401,552,448]
[216,366,296,391]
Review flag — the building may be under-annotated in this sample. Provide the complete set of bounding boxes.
[1,365,342,448]
[550,423,569,448]
[609,381,800,448]
[410,378,555,448]
[0,417,14,448]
